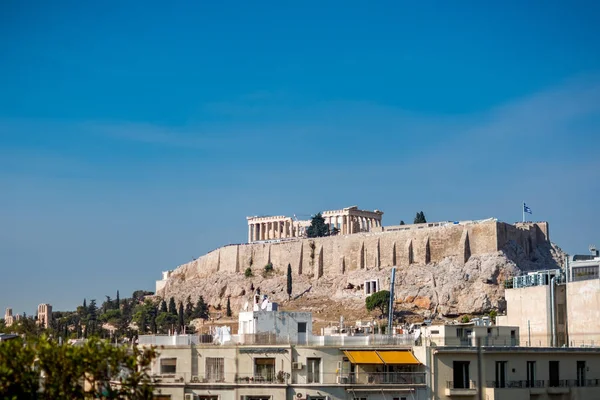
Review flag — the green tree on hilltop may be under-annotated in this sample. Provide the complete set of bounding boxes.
[306,213,329,238]
[414,211,427,224]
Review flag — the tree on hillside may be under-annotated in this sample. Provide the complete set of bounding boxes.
[86,300,98,337]
[168,297,177,315]
[116,290,120,309]
[83,299,87,310]
[226,297,232,317]
[159,299,168,314]
[185,296,194,322]
[178,302,184,331]
[194,296,209,320]
[306,213,329,238]
[286,263,293,300]
[365,290,391,318]
[399,220,405,225]
[414,211,427,224]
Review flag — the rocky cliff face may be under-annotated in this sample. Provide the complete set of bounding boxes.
[158,238,564,322]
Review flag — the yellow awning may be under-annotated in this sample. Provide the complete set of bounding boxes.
[376,351,421,365]
[343,350,384,364]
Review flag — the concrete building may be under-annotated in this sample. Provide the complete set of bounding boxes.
[246,206,383,242]
[36,303,52,328]
[496,269,567,347]
[497,248,600,348]
[565,248,600,346]
[421,319,519,347]
[4,308,21,327]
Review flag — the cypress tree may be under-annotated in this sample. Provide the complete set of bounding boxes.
[168,297,177,315]
[116,290,120,309]
[160,299,168,313]
[178,302,185,330]
[286,263,293,300]
[226,297,232,317]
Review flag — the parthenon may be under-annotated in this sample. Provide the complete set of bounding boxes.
[246,206,383,243]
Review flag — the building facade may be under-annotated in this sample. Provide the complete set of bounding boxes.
[36,303,52,328]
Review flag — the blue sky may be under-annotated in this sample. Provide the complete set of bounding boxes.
[1,1,599,315]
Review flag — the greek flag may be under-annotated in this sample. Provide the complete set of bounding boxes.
[523,203,532,214]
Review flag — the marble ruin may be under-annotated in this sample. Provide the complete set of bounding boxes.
[246,205,383,243]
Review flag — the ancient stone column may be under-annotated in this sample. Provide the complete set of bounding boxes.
[278,221,282,239]
[248,224,252,243]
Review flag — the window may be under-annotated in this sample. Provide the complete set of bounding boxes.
[206,357,224,382]
[298,322,307,333]
[495,361,507,388]
[526,361,536,387]
[577,361,586,387]
[430,330,439,335]
[453,361,470,389]
[198,397,218,400]
[549,361,560,387]
[254,358,275,382]
[307,358,321,383]
[160,358,177,374]
[245,397,270,400]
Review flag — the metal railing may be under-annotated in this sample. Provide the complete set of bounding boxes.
[447,380,477,389]
[150,371,426,386]
[485,379,600,389]
[139,333,416,347]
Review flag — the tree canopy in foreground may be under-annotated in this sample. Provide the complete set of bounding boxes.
[0,336,157,400]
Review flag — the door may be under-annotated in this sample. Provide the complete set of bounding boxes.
[549,361,560,387]
[453,361,470,389]
[526,361,536,388]
[495,361,507,388]
[577,361,586,387]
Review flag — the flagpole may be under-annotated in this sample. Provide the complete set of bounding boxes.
[522,201,525,223]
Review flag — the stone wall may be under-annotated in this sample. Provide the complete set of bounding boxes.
[168,221,548,285]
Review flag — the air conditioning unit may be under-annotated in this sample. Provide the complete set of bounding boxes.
[184,394,196,400]
[336,375,349,384]
[292,361,303,369]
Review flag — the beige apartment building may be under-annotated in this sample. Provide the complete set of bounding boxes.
[429,346,600,400]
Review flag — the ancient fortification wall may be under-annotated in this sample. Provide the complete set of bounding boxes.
[167,220,549,285]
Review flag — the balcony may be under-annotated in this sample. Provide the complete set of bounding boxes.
[138,333,416,347]
[335,372,426,386]
[445,380,477,396]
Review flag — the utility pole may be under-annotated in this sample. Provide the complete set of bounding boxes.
[476,337,483,400]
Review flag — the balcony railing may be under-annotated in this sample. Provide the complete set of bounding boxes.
[149,371,425,386]
[484,379,600,389]
[447,380,477,389]
[139,333,416,347]
[486,380,544,388]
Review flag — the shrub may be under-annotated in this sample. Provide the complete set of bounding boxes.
[244,267,253,278]
[264,262,273,273]
[461,315,471,323]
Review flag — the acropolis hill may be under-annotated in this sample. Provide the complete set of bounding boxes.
[157,206,563,321]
